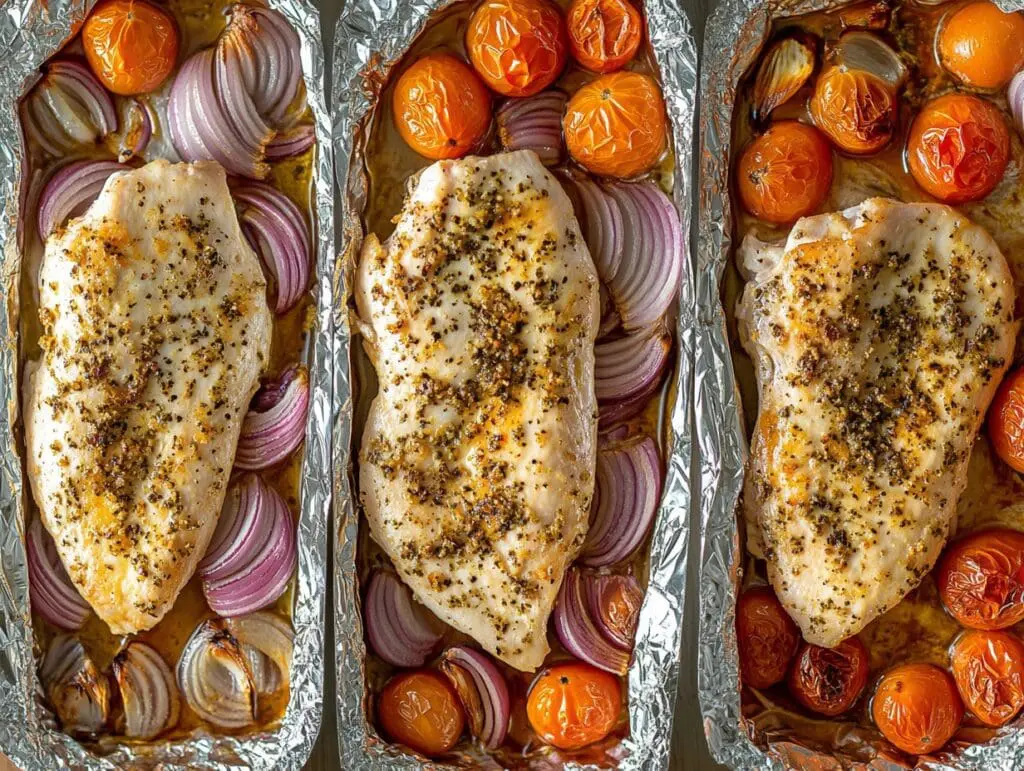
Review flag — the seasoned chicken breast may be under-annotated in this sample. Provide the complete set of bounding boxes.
[738,198,1017,647]
[356,150,600,671]
[24,160,272,634]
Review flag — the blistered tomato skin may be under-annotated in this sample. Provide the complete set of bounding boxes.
[82,0,180,96]
[907,94,1010,205]
[563,71,668,178]
[787,637,870,717]
[871,663,964,755]
[526,662,621,750]
[950,629,1024,727]
[989,368,1024,473]
[936,528,1024,630]
[567,0,643,73]
[378,670,466,757]
[736,586,800,689]
[939,1,1024,90]
[810,67,896,155]
[466,0,568,97]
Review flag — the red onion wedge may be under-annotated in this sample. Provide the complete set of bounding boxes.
[235,365,310,470]
[21,58,117,157]
[37,160,126,241]
[226,611,294,698]
[596,329,671,427]
[266,124,316,160]
[582,436,662,567]
[27,517,90,630]
[364,570,444,667]
[231,181,312,313]
[111,642,180,739]
[177,618,257,729]
[496,90,567,166]
[554,569,643,674]
[1011,70,1024,136]
[117,99,153,162]
[41,635,111,735]
[440,646,510,749]
[199,474,297,616]
[564,174,624,282]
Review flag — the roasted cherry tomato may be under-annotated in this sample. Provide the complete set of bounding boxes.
[810,67,896,155]
[989,366,1024,473]
[82,0,179,96]
[787,637,869,717]
[737,120,833,225]
[566,0,643,73]
[938,1,1024,90]
[527,662,621,750]
[466,0,568,97]
[563,71,668,178]
[736,586,800,689]
[937,528,1024,630]
[950,629,1024,727]
[871,663,964,755]
[392,53,491,160]
[907,94,1009,204]
[378,669,465,757]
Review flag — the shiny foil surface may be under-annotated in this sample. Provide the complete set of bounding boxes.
[331,0,697,767]
[696,0,1024,768]
[0,0,335,767]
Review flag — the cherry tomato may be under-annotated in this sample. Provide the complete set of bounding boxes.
[871,663,964,755]
[737,121,833,225]
[82,0,179,96]
[950,629,1024,727]
[938,1,1024,90]
[937,528,1024,630]
[378,670,465,757]
[736,586,800,690]
[787,637,870,717]
[907,94,1010,205]
[566,0,643,74]
[527,662,621,750]
[989,367,1024,473]
[563,71,668,178]
[466,0,568,97]
[810,67,897,155]
[392,54,491,160]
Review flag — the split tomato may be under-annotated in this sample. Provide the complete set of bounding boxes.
[527,662,621,750]
[566,0,643,73]
[810,67,896,155]
[938,1,1024,90]
[936,528,1024,630]
[82,0,179,96]
[736,586,800,690]
[871,663,964,755]
[950,629,1024,727]
[989,366,1024,473]
[378,669,465,757]
[787,636,869,717]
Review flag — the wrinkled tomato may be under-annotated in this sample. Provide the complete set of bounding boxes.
[466,0,568,97]
[378,669,465,757]
[737,120,833,225]
[563,71,668,178]
[82,0,179,96]
[871,663,964,755]
[950,629,1024,727]
[989,367,1024,473]
[938,1,1024,90]
[907,94,1010,205]
[392,53,491,160]
[566,0,643,74]
[787,636,869,717]
[527,662,621,750]
[937,528,1024,630]
[810,67,896,155]
[736,586,800,689]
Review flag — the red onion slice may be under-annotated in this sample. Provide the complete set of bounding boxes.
[364,570,444,667]
[111,641,180,739]
[582,436,663,567]
[565,175,624,282]
[554,568,640,674]
[596,328,671,427]
[21,58,117,156]
[266,124,316,159]
[235,364,310,469]
[496,91,567,166]
[37,160,126,240]
[27,517,90,630]
[117,99,153,162]
[586,573,643,650]
[177,619,257,729]
[1011,70,1024,135]
[440,646,510,749]
[40,635,111,735]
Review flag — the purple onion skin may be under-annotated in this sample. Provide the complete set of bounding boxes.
[234,364,310,471]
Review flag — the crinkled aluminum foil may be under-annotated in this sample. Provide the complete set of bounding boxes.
[0,0,334,767]
[696,1,1024,768]
[331,0,696,767]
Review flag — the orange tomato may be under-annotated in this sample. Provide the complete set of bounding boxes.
[871,663,964,755]
[989,367,1024,473]
[810,67,897,155]
[392,54,491,160]
[787,637,869,717]
[466,0,568,97]
[936,528,1024,630]
[950,629,1024,727]
[938,1,1024,90]
[378,670,465,757]
[563,71,668,178]
[527,662,621,750]
[566,0,643,73]
[737,121,833,224]
[736,586,800,690]
[82,0,179,96]
[907,94,1010,204]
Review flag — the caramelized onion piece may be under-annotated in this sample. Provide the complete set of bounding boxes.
[112,641,180,739]
[177,619,257,729]
[751,36,817,124]
[225,610,294,698]
[832,30,907,88]
[40,635,110,735]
